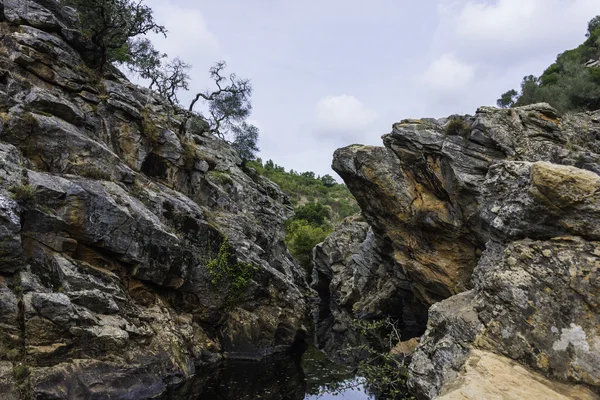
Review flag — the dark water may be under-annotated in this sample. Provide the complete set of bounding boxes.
[161,345,374,400]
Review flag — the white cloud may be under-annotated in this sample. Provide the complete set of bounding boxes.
[438,0,599,61]
[420,53,476,92]
[145,0,219,57]
[315,95,378,140]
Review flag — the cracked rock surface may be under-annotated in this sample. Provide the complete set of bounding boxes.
[327,105,600,398]
[0,1,309,398]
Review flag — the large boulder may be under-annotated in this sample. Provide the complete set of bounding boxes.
[331,104,600,398]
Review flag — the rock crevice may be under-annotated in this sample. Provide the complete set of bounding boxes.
[0,1,309,398]
[327,104,600,399]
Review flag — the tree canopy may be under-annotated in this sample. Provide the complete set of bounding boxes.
[66,1,260,161]
[63,0,166,68]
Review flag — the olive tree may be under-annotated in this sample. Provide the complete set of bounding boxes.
[63,0,167,68]
[186,61,260,160]
[496,89,518,108]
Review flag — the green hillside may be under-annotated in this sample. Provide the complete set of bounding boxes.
[248,159,360,270]
[498,16,600,113]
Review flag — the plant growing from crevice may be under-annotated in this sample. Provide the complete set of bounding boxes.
[444,118,471,138]
[140,108,160,143]
[208,171,234,186]
[79,165,112,180]
[205,238,257,305]
[9,184,35,203]
[181,140,197,171]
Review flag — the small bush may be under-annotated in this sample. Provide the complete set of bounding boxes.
[205,238,257,305]
[10,184,35,203]
[181,140,197,170]
[140,109,160,142]
[21,112,38,126]
[444,118,471,138]
[209,171,234,186]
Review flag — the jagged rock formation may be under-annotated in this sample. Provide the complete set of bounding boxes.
[327,103,600,398]
[0,1,309,398]
[311,216,427,362]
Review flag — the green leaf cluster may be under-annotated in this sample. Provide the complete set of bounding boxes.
[62,0,166,68]
[205,238,257,305]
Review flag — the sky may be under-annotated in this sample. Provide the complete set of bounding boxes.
[138,0,599,179]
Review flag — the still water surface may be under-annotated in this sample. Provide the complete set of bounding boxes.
[161,345,375,400]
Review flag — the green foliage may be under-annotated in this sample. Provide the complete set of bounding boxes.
[497,89,518,108]
[205,238,257,304]
[9,184,35,203]
[294,202,330,226]
[181,140,197,170]
[320,174,336,187]
[208,171,234,186]
[247,159,359,219]
[140,108,160,142]
[444,117,471,138]
[21,112,38,126]
[63,0,166,68]
[247,158,360,271]
[187,61,259,160]
[587,15,600,38]
[285,219,331,270]
[230,122,259,161]
[498,15,600,113]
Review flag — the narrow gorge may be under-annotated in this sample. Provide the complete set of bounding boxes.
[0,1,599,399]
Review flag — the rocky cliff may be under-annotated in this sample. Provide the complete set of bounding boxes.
[0,1,309,398]
[321,103,600,398]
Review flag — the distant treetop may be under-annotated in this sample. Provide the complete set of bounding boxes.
[497,15,600,113]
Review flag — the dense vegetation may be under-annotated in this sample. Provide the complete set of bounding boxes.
[497,16,600,113]
[248,159,360,270]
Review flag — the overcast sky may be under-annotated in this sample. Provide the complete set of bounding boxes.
[139,0,599,179]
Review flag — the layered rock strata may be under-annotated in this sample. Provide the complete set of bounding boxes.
[326,104,600,398]
[0,1,309,398]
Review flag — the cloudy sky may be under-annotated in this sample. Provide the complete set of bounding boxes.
[139,0,599,178]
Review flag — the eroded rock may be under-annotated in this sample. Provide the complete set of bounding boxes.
[0,1,310,396]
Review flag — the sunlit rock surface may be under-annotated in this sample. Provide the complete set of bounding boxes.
[329,104,600,398]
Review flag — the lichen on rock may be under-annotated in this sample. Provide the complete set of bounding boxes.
[0,1,310,398]
[325,103,600,399]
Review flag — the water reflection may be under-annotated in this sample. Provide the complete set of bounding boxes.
[302,346,374,399]
[161,345,375,400]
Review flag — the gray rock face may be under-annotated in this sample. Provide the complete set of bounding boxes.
[311,216,426,362]
[0,1,309,398]
[331,104,600,398]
